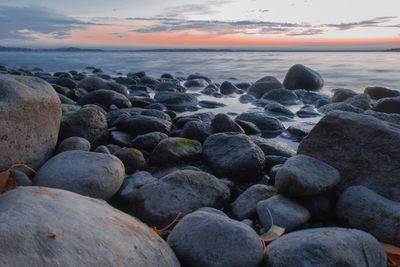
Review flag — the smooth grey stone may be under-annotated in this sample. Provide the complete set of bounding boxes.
[248,76,283,99]
[365,86,400,100]
[131,132,168,152]
[283,64,324,91]
[250,136,295,157]
[211,113,244,133]
[261,88,300,105]
[372,96,400,114]
[114,148,147,174]
[236,112,285,138]
[331,88,357,102]
[57,136,91,153]
[78,76,128,96]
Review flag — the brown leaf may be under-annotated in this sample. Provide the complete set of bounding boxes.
[382,243,400,267]
[151,213,183,236]
[0,164,36,194]
[48,232,59,240]
[260,225,285,246]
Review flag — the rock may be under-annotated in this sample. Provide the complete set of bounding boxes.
[296,105,320,118]
[149,138,202,166]
[203,133,265,181]
[184,79,208,88]
[119,171,157,202]
[107,108,171,127]
[364,109,400,125]
[10,169,32,186]
[131,170,230,227]
[198,100,226,109]
[94,145,110,154]
[116,115,172,136]
[265,227,386,267]
[365,86,400,100]
[250,136,295,157]
[336,185,400,246]
[286,125,311,141]
[114,148,147,174]
[0,74,61,171]
[109,131,133,147]
[256,195,310,231]
[187,74,211,84]
[232,184,276,220]
[58,93,76,104]
[275,155,340,197]
[201,86,218,95]
[211,113,244,133]
[77,89,132,109]
[239,93,256,103]
[294,89,331,105]
[167,210,263,267]
[344,94,371,110]
[372,96,400,114]
[57,137,91,153]
[220,81,237,95]
[332,88,357,102]
[264,102,295,119]
[236,112,285,138]
[235,119,261,135]
[298,111,400,201]
[127,71,146,78]
[66,88,88,101]
[59,107,107,144]
[261,88,300,105]
[155,82,185,93]
[78,76,128,96]
[283,64,324,91]
[248,76,283,99]
[0,187,180,266]
[318,102,363,114]
[34,151,125,199]
[235,82,251,90]
[161,73,174,79]
[181,121,212,143]
[54,77,77,89]
[155,92,198,111]
[131,132,168,152]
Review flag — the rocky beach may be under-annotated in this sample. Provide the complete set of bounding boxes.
[1,61,400,267]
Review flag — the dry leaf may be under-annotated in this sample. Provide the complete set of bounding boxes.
[151,213,183,236]
[0,164,36,194]
[48,232,59,240]
[382,243,400,267]
[260,225,285,245]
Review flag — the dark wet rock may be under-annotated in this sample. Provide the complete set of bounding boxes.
[127,71,146,78]
[265,227,386,267]
[265,155,288,171]
[235,119,261,135]
[283,64,324,91]
[318,102,364,114]
[10,169,32,186]
[52,84,70,95]
[299,195,332,220]
[365,86,400,100]
[161,73,174,79]
[198,100,226,109]
[0,187,180,267]
[149,137,202,167]
[155,91,199,111]
[155,81,185,93]
[0,74,61,171]
[239,93,256,103]
[337,185,400,246]
[211,113,244,133]
[54,77,77,89]
[232,184,276,220]
[200,86,218,95]
[248,76,283,99]
[298,111,400,201]
[187,74,211,84]
[114,148,147,174]
[256,195,310,231]
[57,137,90,153]
[236,112,285,138]
[168,209,263,267]
[131,132,168,152]
[235,82,252,90]
[294,89,331,105]
[145,103,166,111]
[107,108,171,127]
[261,88,300,105]
[264,102,295,119]
[296,105,320,118]
[250,136,295,157]
[131,170,230,227]
[140,76,160,87]
[129,97,154,108]
[61,104,80,113]
[275,155,340,197]
[109,130,134,147]
[116,115,172,136]
[34,151,125,199]
[286,125,311,141]
[77,76,128,96]
[66,88,88,101]
[119,171,157,202]
[332,88,357,102]
[181,121,212,143]
[184,79,208,88]
[220,81,238,95]
[114,76,137,86]
[77,89,131,109]
[58,93,75,104]
[203,133,265,181]
[94,145,111,154]
[364,109,400,125]
[60,107,107,144]
[344,94,371,110]
[372,96,400,114]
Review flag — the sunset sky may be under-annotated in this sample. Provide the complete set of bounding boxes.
[1,0,400,49]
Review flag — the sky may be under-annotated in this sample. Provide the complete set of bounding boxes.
[1,0,400,49]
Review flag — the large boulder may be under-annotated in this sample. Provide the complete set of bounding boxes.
[203,133,265,181]
[0,74,61,171]
[131,170,230,227]
[236,112,285,138]
[298,111,400,201]
[0,187,180,267]
[275,155,340,197]
[283,64,324,91]
[336,185,400,246]
[265,227,386,267]
[34,151,125,200]
[168,210,264,267]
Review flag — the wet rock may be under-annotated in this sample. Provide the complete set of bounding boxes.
[344,94,371,110]
[0,74,61,171]
[235,82,252,90]
[318,102,364,114]
[250,136,295,157]
[10,169,32,186]
[296,105,320,118]
[337,185,400,246]
[283,64,324,91]
[109,130,133,147]
[286,125,311,141]
[203,133,265,181]
[232,184,276,220]
[365,86,400,100]
[332,88,357,102]
[220,81,238,95]
[127,71,146,78]
[294,89,331,105]
[78,76,128,96]
[168,210,263,267]
[201,86,218,95]
[265,227,386,267]
[181,121,212,143]
[131,170,230,227]
[77,89,132,109]
[236,112,285,138]
[66,88,88,101]
[155,91,198,111]
[34,151,125,199]
[372,96,400,114]
[211,113,244,133]
[256,195,310,231]
[119,171,157,202]
[184,79,208,88]
[54,77,77,89]
[58,93,75,105]
[264,102,295,119]
[298,111,400,201]
[155,81,185,93]
[261,88,300,105]
[116,115,172,136]
[187,74,211,84]
[198,100,226,109]
[149,137,202,167]
[114,148,147,174]
[235,119,261,135]
[0,187,180,267]
[275,155,340,197]
[57,137,91,153]
[131,132,168,152]
[248,76,283,99]
[364,109,400,125]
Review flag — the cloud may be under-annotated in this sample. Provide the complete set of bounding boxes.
[325,16,396,30]
[0,5,92,40]
[157,0,233,18]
